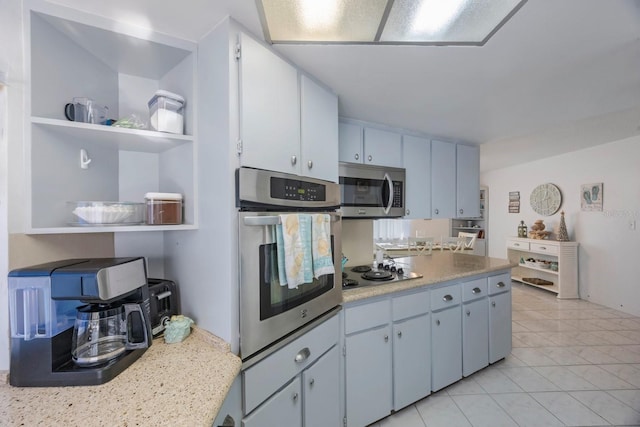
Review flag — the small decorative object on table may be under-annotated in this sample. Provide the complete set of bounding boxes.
[164,315,194,344]
[528,219,552,239]
[557,211,569,241]
[517,220,527,238]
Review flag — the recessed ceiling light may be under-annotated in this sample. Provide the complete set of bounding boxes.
[256,0,527,46]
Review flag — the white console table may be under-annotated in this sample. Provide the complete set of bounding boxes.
[506,237,579,299]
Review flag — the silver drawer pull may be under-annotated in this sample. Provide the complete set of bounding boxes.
[309,378,315,387]
[397,331,402,338]
[443,294,453,302]
[294,347,310,363]
[539,246,546,250]
[496,282,506,288]
[466,310,471,316]
[514,243,520,246]
[492,301,496,307]
[293,392,299,402]
[384,334,389,342]
[472,287,481,294]
[436,319,441,326]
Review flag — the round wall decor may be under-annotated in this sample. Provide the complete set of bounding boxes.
[530,183,562,216]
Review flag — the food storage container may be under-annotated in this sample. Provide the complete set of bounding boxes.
[145,192,183,225]
[148,90,185,134]
[68,201,145,226]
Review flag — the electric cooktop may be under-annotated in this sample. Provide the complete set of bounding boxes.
[342,260,423,289]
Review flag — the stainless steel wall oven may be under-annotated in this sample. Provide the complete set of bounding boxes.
[236,167,342,362]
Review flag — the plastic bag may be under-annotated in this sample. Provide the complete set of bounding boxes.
[111,114,147,130]
[164,315,194,344]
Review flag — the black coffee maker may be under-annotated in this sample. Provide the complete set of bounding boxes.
[8,257,152,387]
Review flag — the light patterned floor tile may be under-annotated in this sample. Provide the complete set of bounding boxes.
[378,405,426,427]
[472,368,523,393]
[608,389,640,412]
[533,366,598,390]
[445,376,486,395]
[500,367,560,392]
[414,395,472,427]
[570,390,640,425]
[450,394,517,427]
[491,392,564,427]
[530,391,609,426]
[567,365,635,390]
[600,364,640,388]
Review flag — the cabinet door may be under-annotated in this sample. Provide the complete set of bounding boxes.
[339,122,363,163]
[393,314,431,410]
[431,140,456,218]
[462,298,489,376]
[402,135,431,219]
[489,291,512,363]
[456,144,480,218]
[239,33,300,175]
[363,128,402,167]
[345,326,392,427]
[300,75,338,182]
[242,377,302,427]
[431,306,462,391]
[303,345,341,427]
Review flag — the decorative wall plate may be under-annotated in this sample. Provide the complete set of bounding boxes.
[530,183,562,216]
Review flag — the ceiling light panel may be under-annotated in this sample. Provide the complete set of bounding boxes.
[258,0,389,43]
[381,0,526,44]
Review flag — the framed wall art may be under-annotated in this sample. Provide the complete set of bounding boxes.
[581,182,603,211]
[508,191,520,213]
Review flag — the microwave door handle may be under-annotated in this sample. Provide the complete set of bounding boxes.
[383,173,393,215]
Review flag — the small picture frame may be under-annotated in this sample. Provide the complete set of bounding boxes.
[581,183,603,211]
[508,191,520,213]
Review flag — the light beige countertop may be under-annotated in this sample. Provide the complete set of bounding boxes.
[343,252,516,303]
[0,327,241,427]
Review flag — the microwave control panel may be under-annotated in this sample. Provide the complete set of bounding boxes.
[392,181,403,207]
[271,177,327,202]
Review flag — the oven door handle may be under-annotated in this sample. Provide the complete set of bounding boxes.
[243,214,341,226]
[382,173,393,215]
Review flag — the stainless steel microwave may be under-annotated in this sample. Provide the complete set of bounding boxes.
[339,162,406,218]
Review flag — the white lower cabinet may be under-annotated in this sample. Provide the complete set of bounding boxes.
[431,307,462,391]
[303,345,341,427]
[461,278,489,377]
[243,377,302,427]
[392,313,431,410]
[489,273,512,363]
[242,314,340,427]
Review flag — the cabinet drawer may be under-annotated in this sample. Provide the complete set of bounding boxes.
[431,284,461,311]
[243,314,339,414]
[507,239,529,251]
[488,272,511,295]
[530,242,558,255]
[345,299,391,335]
[392,289,430,321]
[462,278,488,302]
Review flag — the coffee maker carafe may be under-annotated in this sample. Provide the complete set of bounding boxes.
[8,257,152,387]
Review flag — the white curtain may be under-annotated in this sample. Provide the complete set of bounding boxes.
[373,219,410,241]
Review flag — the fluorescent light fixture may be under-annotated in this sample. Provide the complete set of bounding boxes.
[256,0,527,46]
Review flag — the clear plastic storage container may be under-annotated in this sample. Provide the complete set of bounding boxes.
[68,201,145,226]
[148,90,185,134]
[145,192,183,225]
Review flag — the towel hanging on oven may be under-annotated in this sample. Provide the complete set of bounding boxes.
[276,214,313,289]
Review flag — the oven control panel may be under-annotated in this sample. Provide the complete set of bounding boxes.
[271,177,326,202]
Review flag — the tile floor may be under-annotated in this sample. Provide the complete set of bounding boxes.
[369,282,640,427]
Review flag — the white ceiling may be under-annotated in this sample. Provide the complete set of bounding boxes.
[47,0,640,172]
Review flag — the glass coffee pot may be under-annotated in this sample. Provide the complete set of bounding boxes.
[71,303,149,367]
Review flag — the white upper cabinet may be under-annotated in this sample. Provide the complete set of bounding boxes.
[338,122,363,163]
[431,140,456,218]
[238,34,338,182]
[25,1,197,233]
[363,128,403,168]
[402,135,431,219]
[238,33,300,176]
[338,122,402,168]
[300,75,339,182]
[456,144,480,218]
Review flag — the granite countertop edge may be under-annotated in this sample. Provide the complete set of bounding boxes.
[0,326,242,426]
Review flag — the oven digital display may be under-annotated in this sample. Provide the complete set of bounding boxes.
[270,177,326,202]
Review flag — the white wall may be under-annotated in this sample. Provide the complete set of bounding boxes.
[482,135,640,316]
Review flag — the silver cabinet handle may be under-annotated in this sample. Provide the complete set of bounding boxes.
[497,282,506,288]
[294,347,310,363]
[459,209,464,214]
[514,243,520,247]
[293,392,299,402]
[434,208,439,215]
[307,160,313,169]
[472,287,481,294]
[436,319,440,326]
[291,155,297,165]
[354,153,359,160]
[384,334,389,342]
[443,294,453,302]
[406,209,410,215]
[309,378,315,387]
[368,155,372,162]
[466,310,471,316]
[540,246,546,250]
[492,301,496,307]
[397,331,402,338]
